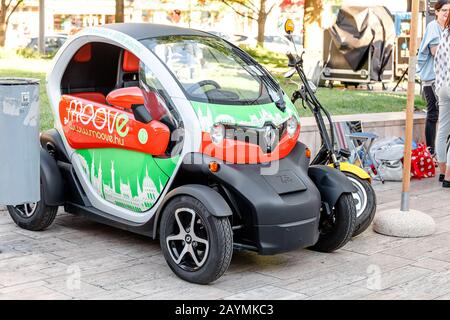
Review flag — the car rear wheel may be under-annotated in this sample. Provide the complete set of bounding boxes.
[7,184,58,231]
[159,195,233,284]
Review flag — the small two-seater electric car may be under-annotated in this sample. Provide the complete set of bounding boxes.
[7,23,356,284]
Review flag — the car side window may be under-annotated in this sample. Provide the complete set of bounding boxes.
[139,62,180,130]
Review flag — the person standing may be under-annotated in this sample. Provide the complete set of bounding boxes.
[417,0,450,159]
[434,2,450,186]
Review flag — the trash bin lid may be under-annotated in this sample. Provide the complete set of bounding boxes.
[0,78,39,86]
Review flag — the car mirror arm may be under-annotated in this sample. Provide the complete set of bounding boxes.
[131,104,152,124]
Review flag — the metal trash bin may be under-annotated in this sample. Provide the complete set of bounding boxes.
[0,78,40,205]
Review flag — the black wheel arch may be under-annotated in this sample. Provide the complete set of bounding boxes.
[153,184,232,238]
[40,148,65,206]
[308,165,357,207]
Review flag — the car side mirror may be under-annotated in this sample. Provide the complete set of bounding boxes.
[106,87,152,123]
[106,86,145,109]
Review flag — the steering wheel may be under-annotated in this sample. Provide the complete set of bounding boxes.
[187,80,221,94]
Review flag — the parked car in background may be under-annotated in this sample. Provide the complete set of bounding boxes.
[205,31,231,41]
[230,34,257,47]
[286,34,303,48]
[25,35,68,54]
[230,33,303,54]
[256,35,291,54]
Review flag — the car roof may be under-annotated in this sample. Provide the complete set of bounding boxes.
[102,23,211,40]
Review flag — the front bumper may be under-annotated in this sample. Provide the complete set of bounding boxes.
[181,142,321,255]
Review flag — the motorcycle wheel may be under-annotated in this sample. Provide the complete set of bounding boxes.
[344,172,377,237]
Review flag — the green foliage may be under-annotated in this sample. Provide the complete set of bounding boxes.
[16,47,57,60]
[274,73,426,117]
[239,44,288,69]
[0,68,52,131]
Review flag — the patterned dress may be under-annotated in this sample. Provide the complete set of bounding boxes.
[435,28,450,92]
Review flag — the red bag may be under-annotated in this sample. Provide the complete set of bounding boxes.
[410,143,435,179]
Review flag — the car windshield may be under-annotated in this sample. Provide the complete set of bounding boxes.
[141,35,282,105]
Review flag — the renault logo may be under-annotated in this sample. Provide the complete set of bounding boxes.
[264,126,277,152]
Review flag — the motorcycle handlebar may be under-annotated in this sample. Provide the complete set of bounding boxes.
[286,52,336,152]
[286,51,304,67]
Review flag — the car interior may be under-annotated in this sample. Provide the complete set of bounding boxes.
[61,42,120,101]
[60,41,182,154]
[62,42,171,117]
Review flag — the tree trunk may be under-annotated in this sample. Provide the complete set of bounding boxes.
[0,1,7,47]
[0,0,24,47]
[115,0,124,23]
[0,23,6,47]
[257,15,267,47]
[256,0,266,47]
[303,0,324,50]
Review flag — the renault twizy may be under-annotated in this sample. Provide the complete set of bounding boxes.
[7,23,356,284]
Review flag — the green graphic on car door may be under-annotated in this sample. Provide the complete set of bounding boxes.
[77,149,178,212]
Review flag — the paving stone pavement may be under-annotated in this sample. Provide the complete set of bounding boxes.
[0,178,450,300]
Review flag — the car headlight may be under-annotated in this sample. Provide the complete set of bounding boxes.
[210,123,225,144]
[287,116,298,138]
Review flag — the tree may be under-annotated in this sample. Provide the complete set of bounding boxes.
[220,0,278,47]
[115,0,124,23]
[303,0,339,50]
[303,0,324,49]
[0,0,24,47]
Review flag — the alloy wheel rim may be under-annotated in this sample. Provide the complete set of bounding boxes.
[14,202,38,218]
[166,208,209,272]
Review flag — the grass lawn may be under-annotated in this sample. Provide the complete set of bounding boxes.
[0,51,425,132]
[275,74,426,117]
[0,68,53,131]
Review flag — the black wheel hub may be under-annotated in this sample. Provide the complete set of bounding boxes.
[166,207,210,272]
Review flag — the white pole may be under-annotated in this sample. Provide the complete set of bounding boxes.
[38,0,45,54]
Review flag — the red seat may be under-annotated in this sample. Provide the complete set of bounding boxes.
[73,44,92,63]
[71,92,106,105]
[123,50,139,72]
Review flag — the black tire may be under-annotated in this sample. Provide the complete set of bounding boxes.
[344,173,377,237]
[7,184,58,231]
[310,193,356,253]
[159,195,233,284]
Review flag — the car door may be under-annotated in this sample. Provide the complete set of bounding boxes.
[59,45,179,213]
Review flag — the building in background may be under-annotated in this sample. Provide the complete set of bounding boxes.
[5,0,307,49]
[3,0,415,50]
[6,0,117,48]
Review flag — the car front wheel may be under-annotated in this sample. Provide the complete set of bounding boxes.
[159,195,233,284]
